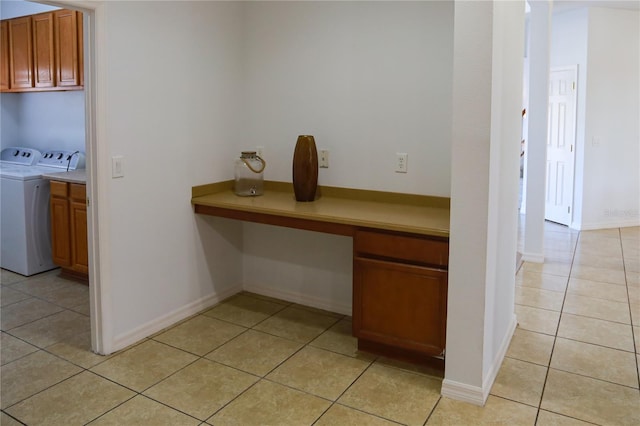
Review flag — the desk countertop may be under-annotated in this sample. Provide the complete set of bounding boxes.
[192,181,450,238]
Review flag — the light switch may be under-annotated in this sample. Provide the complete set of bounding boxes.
[112,156,124,178]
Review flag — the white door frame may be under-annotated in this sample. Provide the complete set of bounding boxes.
[41,0,111,354]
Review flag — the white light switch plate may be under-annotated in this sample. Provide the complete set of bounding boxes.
[112,156,124,178]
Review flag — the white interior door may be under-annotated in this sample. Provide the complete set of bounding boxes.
[545,66,577,226]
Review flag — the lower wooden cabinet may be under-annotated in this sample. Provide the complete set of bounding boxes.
[353,229,448,360]
[50,180,88,281]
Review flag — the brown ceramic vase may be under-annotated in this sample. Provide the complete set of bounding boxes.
[292,135,318,202]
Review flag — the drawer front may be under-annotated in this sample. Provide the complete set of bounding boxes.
[355,229,448,267]
[49,180,68,197]
[69,183,86,201]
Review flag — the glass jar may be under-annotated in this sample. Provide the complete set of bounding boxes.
[234,151,266,196]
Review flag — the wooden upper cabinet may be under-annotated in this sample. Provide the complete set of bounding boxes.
[8,16,33,89]
[54,9,80,87]
[32,12,55,88]
[1,9,83,92]
[1,21,9,91]
[77,12,84,87]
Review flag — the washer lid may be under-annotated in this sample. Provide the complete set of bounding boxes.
[0,164,45,181]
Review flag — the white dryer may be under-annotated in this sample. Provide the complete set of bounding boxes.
[0,147,85,276]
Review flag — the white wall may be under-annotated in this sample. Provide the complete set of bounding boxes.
[550,8,589,228]
[0,0,59,19]
[99,1,245,348]
[582,7,639,229]
[242,1,453,196]
[240,0,454,311]
[243,224,353,314]
[0,91,85,152]
[0,93,19,145]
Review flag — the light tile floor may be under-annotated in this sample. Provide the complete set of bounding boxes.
[1,223,639,425]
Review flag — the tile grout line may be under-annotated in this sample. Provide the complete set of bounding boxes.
[533,226,580,425]
[141,300,348,424]
[619,228,640,390]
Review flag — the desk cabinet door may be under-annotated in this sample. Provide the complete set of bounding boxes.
[353,257,447,356]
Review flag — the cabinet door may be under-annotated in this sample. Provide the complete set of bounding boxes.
[77,12,83,87]
[50,195,71,267]
[353,257,447,356]
[8,16,33,89]
[54,10,80,87]
[70,199,88,274]
[69,184,88,274]
[1,21,9,91]
[32,12,55,88]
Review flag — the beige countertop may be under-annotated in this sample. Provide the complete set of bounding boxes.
[192,181,450,238]
[42,169,87,184]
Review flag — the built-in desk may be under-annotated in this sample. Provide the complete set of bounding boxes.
[192,181,450,364]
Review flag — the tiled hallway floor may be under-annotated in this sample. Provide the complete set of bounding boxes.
[1,224,639,425]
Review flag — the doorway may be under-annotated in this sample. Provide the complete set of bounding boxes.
[544,66,578,226]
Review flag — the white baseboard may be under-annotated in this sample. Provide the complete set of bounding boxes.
[111,285,242,354]
[441,314,517,406]
[576,219,640,231]
[441,379,486,406]
[480,314,517,400]
[242,283,352,316]
[521,252,544,263]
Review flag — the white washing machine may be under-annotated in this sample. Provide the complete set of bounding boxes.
[1,147,86,276]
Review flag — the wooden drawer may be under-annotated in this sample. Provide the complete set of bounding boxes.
[354,229,448,267]
[69,183,85,201]
[49,180,68,197]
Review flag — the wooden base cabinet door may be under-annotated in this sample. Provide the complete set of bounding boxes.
[69,183,88,275]
[70,200,88,274]
[353,257,447,356]
[50,195,71,267]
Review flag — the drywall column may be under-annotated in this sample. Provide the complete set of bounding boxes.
[445,0,524,405]
[445,0,491,405]
[522,0,552,262]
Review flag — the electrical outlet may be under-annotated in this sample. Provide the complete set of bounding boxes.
[396,153,408,173]
[256,146,265,158]
[319,150,329,168]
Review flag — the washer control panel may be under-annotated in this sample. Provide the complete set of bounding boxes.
[39,151,86,170]
[0,147,42,165]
